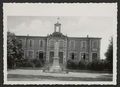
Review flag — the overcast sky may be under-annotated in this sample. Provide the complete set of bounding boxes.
[4,3,117,59]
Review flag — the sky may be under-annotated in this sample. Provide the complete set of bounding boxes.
[4,3,117,59]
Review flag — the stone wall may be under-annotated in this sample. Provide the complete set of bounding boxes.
[16,36,101,67]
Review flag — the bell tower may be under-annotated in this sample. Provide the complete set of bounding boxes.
[54,17,61,33]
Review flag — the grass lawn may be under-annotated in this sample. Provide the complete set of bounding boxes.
[7,74,112,81]
[7,68,113,81]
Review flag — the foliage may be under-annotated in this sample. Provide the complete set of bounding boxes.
[66,59,78,69]
[105,37,113,71]
[67,59,108,71]
[78,61,86,69]
[32,59,44,67]
[87,60,105,71]
[7,31,24,69]
[16,59,32,67]
[16,58,44,68]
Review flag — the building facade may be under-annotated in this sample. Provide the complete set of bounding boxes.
[17,21,101,68]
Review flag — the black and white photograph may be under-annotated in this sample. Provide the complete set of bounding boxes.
[3,3,117,85]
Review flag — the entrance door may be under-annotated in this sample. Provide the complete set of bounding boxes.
[59,52,63,64]
[81,53,86,61]
[49,51,54,63]
[39,51,43,60]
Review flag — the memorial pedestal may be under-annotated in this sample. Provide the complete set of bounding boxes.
[44,41,67,73]
[49,57,62,73]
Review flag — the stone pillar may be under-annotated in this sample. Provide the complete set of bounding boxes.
[54,41,59,57]
[89,40,92,62]
[49,41,62,72]
[98,40,101,60]
[46,38,49,63]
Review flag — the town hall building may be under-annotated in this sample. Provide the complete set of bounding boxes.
[17,20,101,68]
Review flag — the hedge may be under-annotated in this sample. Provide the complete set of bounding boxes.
[66,59,112,71]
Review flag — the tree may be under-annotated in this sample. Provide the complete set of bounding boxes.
[7,31,24,69]
[105,37,113,71]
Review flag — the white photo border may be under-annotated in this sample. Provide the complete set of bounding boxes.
[3,3,117,85]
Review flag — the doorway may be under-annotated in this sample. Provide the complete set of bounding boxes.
[59,52,63,63]
[49,51,54,63]
[39,51,43,60]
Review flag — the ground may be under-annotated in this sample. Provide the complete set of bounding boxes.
[7,69,112,81]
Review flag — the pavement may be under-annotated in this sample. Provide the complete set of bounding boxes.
[7,69,113,81]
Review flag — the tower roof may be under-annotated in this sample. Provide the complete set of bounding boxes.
[51,32,65,37]
[55,17,61,25]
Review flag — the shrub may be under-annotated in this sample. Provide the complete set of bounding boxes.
[87,60,105,71]
[104,60,113,72]
[16,59,33,67]
[7,32,24,69]
[67,59,109,71]
[23,61,33,67]
[32,59,43,67]
[16,58,44,68]
[66,59,78,69]
[78,61,86,69]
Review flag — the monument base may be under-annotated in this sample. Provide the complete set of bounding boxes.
[49,56,62,73]
[43,68,68,74]
[43,59,68,74]
[49,66,61,73]
[43,41,68,74]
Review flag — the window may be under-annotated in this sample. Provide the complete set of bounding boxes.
[70,40,75,50]
[71,53,75,60]
[59,40,64,48]
[92,40,98,49]
[92,53,97,61]
[19,39,22,43]
[19,39,23,47]
[39,40,44,48]
[81,41,86,50]
[27,50,34,59]
[81,53,86,60]
[19,39,26,47]
[49,39,54,48]
[40,40,43,47]
[29,39,34,48]
[38,51,44,60]
[30,40,32,47]
[50,51,54,63]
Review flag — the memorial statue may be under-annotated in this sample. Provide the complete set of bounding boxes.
[49,41,62,73]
